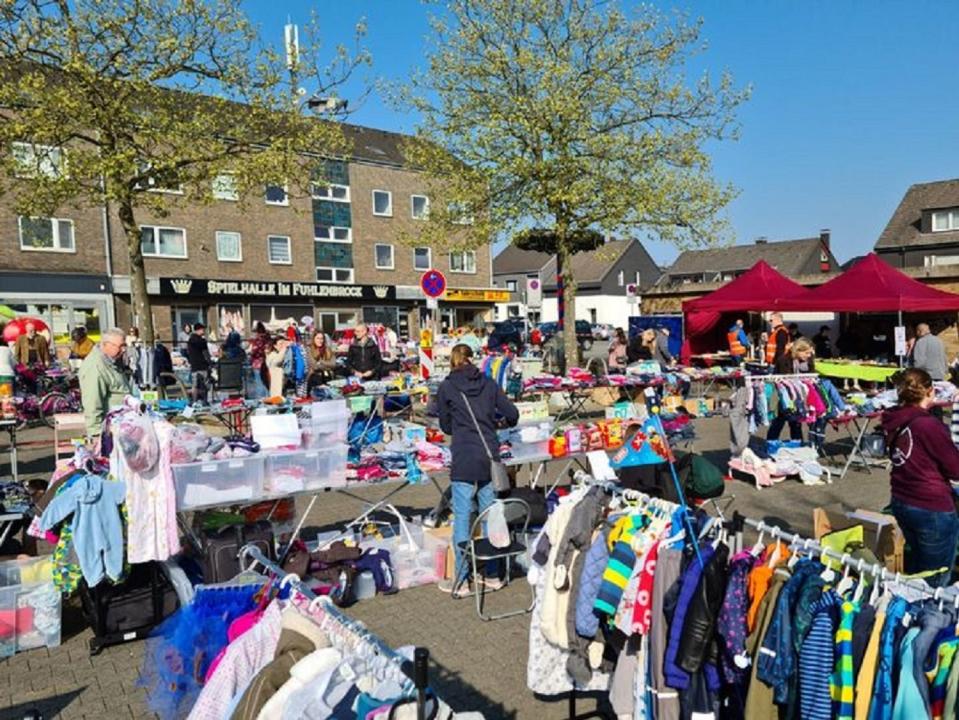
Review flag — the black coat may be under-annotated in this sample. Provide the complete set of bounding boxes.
[186,333,210,372]
[346,337,382,377]
[436,364,519,485]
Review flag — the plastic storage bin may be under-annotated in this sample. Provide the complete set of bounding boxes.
[301,401,351,449]
[264,450,313,495]
[0,556,61,657]
[305,444,349,490]
[173,455,265,510]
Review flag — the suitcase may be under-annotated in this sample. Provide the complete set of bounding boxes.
[200,522,275,584]
[79,561,180,655]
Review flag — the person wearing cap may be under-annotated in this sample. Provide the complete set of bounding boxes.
[652,326,674,366]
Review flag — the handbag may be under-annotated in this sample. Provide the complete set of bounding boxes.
[460,391,511,493]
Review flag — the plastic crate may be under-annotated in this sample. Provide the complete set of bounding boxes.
[173,455,265,510]
[0,556,61,657]
[300,403,351,449]
[264,450,313,495]
[306,444,349,490]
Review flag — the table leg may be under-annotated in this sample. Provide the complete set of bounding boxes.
[9,426,17,485]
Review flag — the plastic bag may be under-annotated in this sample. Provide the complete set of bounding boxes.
[115,410,160,473]
[168,423,210,464]
[487,501,510,549]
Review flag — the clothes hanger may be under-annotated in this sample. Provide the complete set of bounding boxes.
[766,539,782,569]
[749,523,766,557]
[852,558,867,604]
[820,549,836,583]
[835,555,855,596]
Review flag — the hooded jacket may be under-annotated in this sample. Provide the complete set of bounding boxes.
[436,363,519,484]
[78,345,133,436]
[38,473,126,586]
[882,404,959,512]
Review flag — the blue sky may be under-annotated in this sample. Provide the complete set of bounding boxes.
[244,1,959,266]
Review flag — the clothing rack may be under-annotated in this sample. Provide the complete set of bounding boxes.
[745,373,821,381]
[238,544,433,715]
[729,512,959,603]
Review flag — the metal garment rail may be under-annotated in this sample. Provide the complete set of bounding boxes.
[736,513,959,603]
[238,544,432,716]
[745,373,821,381]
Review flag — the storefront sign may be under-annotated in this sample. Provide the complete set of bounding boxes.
[444,288,510,303]
[160,277,395,302]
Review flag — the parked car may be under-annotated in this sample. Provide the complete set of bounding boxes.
[487,320,525,352]
[532,320,593,350]
[591,323,614,340]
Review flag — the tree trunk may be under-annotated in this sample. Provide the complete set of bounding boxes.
[117,199,156,345]
[556,234,578,372]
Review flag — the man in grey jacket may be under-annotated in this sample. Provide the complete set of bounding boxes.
[78,327,133,436]
[911,323,948,381]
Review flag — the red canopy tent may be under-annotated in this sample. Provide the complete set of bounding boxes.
[680,260,814,361]
[777,253,959,312]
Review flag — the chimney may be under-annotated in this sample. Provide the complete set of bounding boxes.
[754,236,768,245]
[820,228,830,248]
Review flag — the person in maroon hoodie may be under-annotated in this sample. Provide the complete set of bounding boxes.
[882,368,959,585]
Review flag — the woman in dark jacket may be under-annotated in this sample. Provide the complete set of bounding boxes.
[435,343,519,597]
[882,368,959,585]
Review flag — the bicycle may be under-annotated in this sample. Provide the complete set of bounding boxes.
[13,365,82,429]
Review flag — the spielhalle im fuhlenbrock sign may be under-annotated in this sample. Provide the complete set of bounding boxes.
[160,277,396,302]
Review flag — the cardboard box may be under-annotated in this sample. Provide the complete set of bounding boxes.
[683,397,714,417]
[515,400,550,423]
[813,505,904,572]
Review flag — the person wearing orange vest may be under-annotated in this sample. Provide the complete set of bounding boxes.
[765,313,790,367]
[727,319,750,363]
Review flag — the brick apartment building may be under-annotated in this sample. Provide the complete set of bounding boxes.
[0,124,504,348]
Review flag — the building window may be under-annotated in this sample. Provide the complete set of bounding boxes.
[447,201,474,225]
[315,226,352,243]
[134,160,182,193]
[265,184,289,206]
[617,270,625,287]
[450,250,476,273]
[506,279,517,292]
[372,190,392,217]
[212,174,238,201]
[312,182,350,202]
[924,254,959,267]
[215,231,242,262]
[140,225,187,258]
[315,241,354,283]
[411,194,430,220]
[414,247,432,270]
[374,244,394,270]
[316,267,355,283]
[932,209,959,232]
[267,235,291,264]
[11,141,66,178]
[634,271,641,287]
[18,216,75,252]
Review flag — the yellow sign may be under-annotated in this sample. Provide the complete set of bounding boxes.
[420,328,433,348]
[444,288,511,303]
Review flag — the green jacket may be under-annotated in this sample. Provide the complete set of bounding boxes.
[78,346,132,435]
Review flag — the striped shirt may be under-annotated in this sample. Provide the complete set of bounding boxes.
[831,598,860,720]
[800,590,840,720]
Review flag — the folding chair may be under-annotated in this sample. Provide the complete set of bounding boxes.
[459,498,535,621]
[157,372,188,400]
[214,359,245,400]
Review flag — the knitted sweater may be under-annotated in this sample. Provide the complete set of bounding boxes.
[593,513,647,617]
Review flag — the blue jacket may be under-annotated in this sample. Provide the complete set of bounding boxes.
[574,528,610,638]
[756,560,820,705]
[663,543,716,690]
[798,590,840,720]
[869,596,909,720]
[39,473,126,586]
[729,325,751,348]
[437,364,519,484]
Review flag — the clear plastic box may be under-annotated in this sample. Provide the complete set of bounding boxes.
[0,556,61,658]
[305,444,349,490]
[173,455,265,510]
[264,450,313,495]
[300,403,351,449]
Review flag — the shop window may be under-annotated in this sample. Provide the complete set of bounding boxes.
[12,141,66,178]
[141,225,187,258]
[363,305,400,330]
[212,173,238,201]
[411,194,430,220]
[215,231,242,262]
[265,184,289,206]
[18,216,75,252]
[414,247,431,270]
[250,304,312,334]
[373,190,392,217]
[375,244,394,270]
[267,235,291,264]
[450,250,476,273]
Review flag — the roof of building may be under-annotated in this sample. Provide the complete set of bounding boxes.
[492,245,553,275]
[542,239,650,289]
[875,178,959,250]
[662,237,830,279]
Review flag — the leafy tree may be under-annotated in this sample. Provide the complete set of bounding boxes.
[401,0,748,368]
[0,0,370,343]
